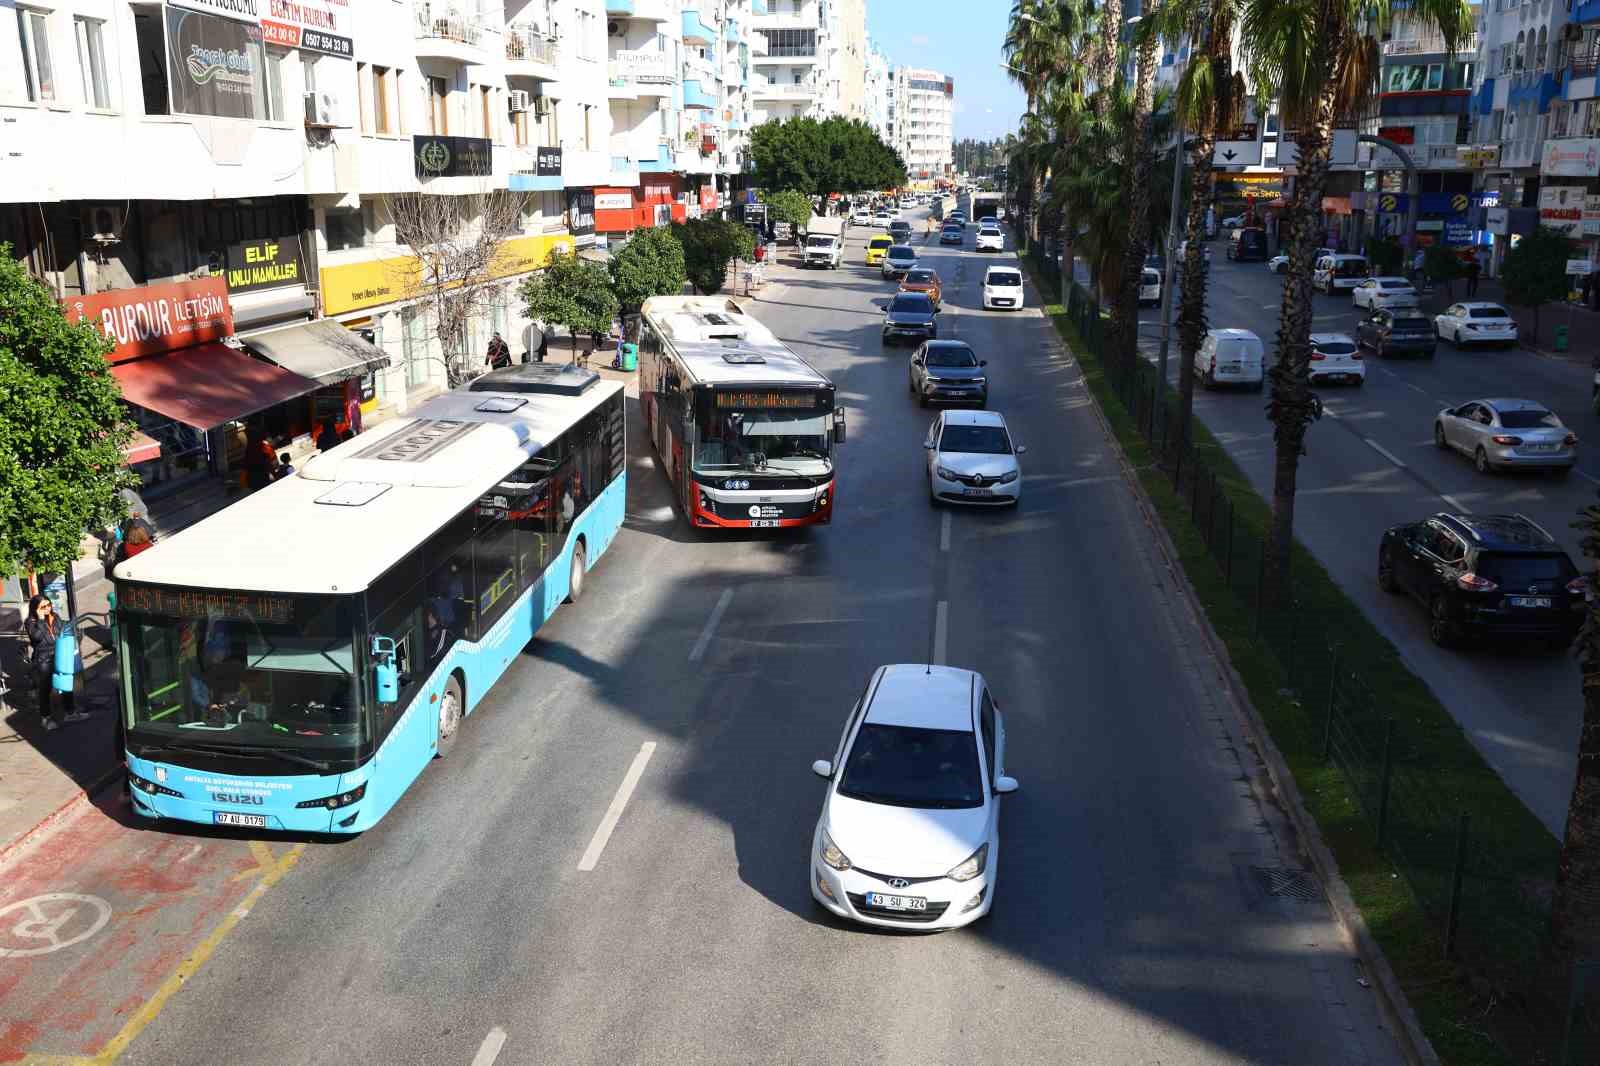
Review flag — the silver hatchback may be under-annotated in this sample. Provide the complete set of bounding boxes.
[1434,398,1578,475]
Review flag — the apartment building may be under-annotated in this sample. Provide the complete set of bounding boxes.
[894,66,953,181]
[748,0,865,126]
[864,41,890,142]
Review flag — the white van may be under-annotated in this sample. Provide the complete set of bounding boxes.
[1195,328,1266,390]
[1139,268,1162,307]
[1313,254,1369,293]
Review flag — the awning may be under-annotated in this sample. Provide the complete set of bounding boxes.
[578,247,611,264]
[230,287,317,331]
[123,430,161,465]
[239,318,391,386]
[111,342,322,431]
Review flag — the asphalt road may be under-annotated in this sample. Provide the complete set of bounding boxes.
[52,210,1405,1066]
[1134,252,1596,835]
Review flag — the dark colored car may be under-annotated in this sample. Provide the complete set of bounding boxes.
[1357,308,1437,358]
[889,220,912,243]
[1227,227,1269,262]
[939,224,964,245]
[1378,512,1584,648]
[882,292,939,346]
[909,340,988,408]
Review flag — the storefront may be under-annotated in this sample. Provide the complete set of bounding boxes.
[591,177,685,236]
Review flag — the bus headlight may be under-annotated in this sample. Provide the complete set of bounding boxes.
[817,492,829,509]
[296,782,366,810]
[128,771,182,798]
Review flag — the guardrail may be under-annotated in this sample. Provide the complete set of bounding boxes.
[506,31,559,65]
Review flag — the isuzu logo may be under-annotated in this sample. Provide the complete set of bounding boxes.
[213,792,265,806]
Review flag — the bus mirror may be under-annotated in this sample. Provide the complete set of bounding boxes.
[372,636,400,704]
[832,407,846,445]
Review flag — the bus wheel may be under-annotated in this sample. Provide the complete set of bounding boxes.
[436,675,463,759]
[566,540,588,604]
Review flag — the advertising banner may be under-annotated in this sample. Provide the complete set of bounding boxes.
[166,7,263,120]
[1542,138,1600,177]
[259,0,350,56]
[1539,185,1586,237]
[413,135,493,179]
[168,0,261,21]
[567,189,596,246]
[595,191,634,211]
[1486,206,1510,234]
[224,236,305,294]
[1444,220,1474,244]
[536,145,562,176]
[1584,194,1600,238]
[62,277,234,363]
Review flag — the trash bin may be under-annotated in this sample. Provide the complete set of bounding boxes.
[1556,325,1570,352]
[619,342,638,372]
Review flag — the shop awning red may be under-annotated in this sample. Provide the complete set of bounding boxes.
[122,430,161,465]
[111,342,322,432]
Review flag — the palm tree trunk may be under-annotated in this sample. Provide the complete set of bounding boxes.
[1177,129,1216,454]
[1113,15,1161,372]
[1264,84,1339,604]
[1553,581,1600,964]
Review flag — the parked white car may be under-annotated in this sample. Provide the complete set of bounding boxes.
[975,226,1004,252]
[1351,276,1419,310]
[1195,328,1266,390]
[1434,302,1519,348]
[1268,247,1334,274]
[1313,254,1370,293]
[924,409,1025,506]
[1308,332,1365,387]
[981,266,1024,311]
[810,664,1017,930]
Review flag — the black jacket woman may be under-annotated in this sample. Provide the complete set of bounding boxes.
[22,594,81,731]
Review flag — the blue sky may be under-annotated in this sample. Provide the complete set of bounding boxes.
[865,0,1025,142]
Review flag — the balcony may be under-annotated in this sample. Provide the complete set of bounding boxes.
[751,0,767,13]
[1499,136,1544,168]
[608,49,676,98]
[1572,48,1600,78]
[504,27,561,81]
[749,31,767,55]
[725,17,739,41]
[752,46,819,64]
[682,9,716,44]
[414,4,486,62]
[1385,31,1478,55]
[751,82,817,100]
[609,0,671,20]
[684,79,718,109]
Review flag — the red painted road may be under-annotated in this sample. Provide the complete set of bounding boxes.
[0,794,275,1062]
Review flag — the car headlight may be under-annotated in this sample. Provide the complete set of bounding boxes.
[998,470,1018,484]
[946,842,988,882]
[936,466,959,480]
[819,828,852,871]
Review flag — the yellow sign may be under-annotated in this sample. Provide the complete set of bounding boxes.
[1379,194,1398,212]
[320,233,575,316]
[1451,193,1469,212]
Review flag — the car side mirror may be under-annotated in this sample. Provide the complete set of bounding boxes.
[995,775,1020,794]
[811,759,833,779]
[832,406,846,445]
[372,636,399,704]
[979,360,988,366]
[1015,444,1028,455]
[923,441,935,450]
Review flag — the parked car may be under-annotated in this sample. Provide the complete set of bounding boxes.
[1307,333,1365,386]
[1313,254,1370,293]
[899,267,943,308]
[909,340,989,408]
[1220,214,1246,228]
[1267,247,1334,274]
[975,225,1004,252]
[808,664,1017,929]
[851,210,873,226]
[1194,328,1265,390]
[882,244,919,279]
[1434,398,1577,476]
[981,266,1024,310]
[1378,512,1584,648]
[865,234,894,266]
[882,291,939,345]
[1139,267,1162,307]
[1351,275,1419,310]
[1435,302,1518,348]
[923,409,1025,506]
[1356,308,1437,358]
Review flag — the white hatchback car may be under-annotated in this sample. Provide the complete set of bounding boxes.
[975,226,1004,252]
[1435,302,1519,348]
[810,664,1017,930]
[982,266,1024,310]
[851,210,873,226]
[1139,267,1162,307]
[1351,276,1419,310]
[924,409,1025,505]
[1308,332,1365,387]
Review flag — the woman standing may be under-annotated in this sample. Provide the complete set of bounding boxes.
[23,595,86,731]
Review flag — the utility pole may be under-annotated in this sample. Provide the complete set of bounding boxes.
[1157,124,1184,389]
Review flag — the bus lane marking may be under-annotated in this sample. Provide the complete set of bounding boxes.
[470,1027,508,1066]
[932,601,949,666]
[0,894,112,958]
[940,512,951,552]
[688,588,733,662]
[578,742,657,872]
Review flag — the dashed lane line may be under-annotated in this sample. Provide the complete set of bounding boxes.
[577,742,657,872]
[470,1027,508,1066]
[1364,438,1409,469]
[687,588,733,663]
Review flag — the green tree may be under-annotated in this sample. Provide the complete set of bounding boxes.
[1422,242,1462,300]
[519,249,619,359]
[0,246,136,576]
[1364,235,1403,276]
[608,226,687,315]
[749,116,906,199]
[1501,225,1572,346]
[763,189,815,232]
[672,218,756,295]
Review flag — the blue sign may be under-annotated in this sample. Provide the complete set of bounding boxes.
[1444,221,1474,244]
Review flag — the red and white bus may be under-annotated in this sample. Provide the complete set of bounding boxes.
[638,295,845,529]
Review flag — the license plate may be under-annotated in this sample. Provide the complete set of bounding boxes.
[866,892,928,911]
[962,487,993,497]
[214,811,266,828]
[993,299,1012,306]
[750,519,780,528]
[1508,596,1552,608]
[1524,443,1557,452]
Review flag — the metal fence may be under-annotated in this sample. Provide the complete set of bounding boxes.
[1038,253,1593,1061]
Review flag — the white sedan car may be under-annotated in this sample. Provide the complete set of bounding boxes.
[975,226,1004,252]
[924,409,1025,506]
[810,664,1017,930]
[1351,275,1418,310]
[982,265,1024,310]
[1435,302,1519,348]
[1267,247,1335,274]
[851,210,873,226]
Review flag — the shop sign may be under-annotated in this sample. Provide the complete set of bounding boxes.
[1542,138,1600,177]
[63,277,234,364]
[258,0,349,56]
[536,146,562,176]
[165,8,263,120]
[414,135,492,179]
[700,184,716,213]
[1583,194,1600,237]
[1539,185,1586,236]
[1376,192,1408,213]
[224,236,305,294]
[1444,221,1474,244]
[1486,206,1510,234]
[260,21,351,57]
[168,0,260,22]
[595,191,634,211]
[567,189,596,246]
[1459,144,1500,168]
[1416,219,1444,232]
[1567,258,1595,275]
[490,234,575,277]
[320,255,421,316]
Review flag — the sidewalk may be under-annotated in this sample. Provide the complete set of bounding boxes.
[1406,274,1599,364]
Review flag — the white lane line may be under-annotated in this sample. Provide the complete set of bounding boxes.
[688,588,734,662]
[940,511,951,552]
[1364,437,1408,469]
[932,601,949,666]
[1441,493,1469,511]
[471,1028,508,1066]
[1577,469,1600,485]
[578,742,657,872]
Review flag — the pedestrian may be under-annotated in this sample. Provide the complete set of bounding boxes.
[23,595,85,732]
[272,451,295,481]
[243,431,274,491]
[1412,246,1426,286]
[317,421,340,453]
[1465,255,1481,297]
[487,331,512,370]
[117,521,155,562]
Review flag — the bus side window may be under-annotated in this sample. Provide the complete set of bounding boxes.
[424,510,477,641]
[473,502,519,634]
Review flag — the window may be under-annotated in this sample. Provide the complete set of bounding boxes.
[394,70,407,133]
[75,16,111,108]
[402,306,431,388]
[575,8,598,61]
[581,103,593,149]
[540,190,562,230]
[260,47,288,121]
[325,207,367,251]
[357,61,371,132]
[16,7,54,102]
[480,84,493,138]
[428,75,449,134]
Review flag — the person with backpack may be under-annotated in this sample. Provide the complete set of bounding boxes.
[487,332,512,370]
[23,595,86,732]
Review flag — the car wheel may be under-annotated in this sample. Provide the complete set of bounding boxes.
[1474,447,1493,475]
[435,674,463,759]
[566,539,587,603]
[1434,423,1448,449]
[1428,597,1455,648]
[1378,548,1399,593]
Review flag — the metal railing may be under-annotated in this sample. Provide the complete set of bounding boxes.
[414,4,482,46]
[505,30,559,65]
[1571,48,1600,78]
[1386,31,1478,54]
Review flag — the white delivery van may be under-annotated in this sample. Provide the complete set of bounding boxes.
[803,215,845,269]
[1195,328,1266,390]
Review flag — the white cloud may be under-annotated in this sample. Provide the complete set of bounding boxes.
[985,108,993,114]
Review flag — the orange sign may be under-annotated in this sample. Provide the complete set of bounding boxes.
[62,277,233,363]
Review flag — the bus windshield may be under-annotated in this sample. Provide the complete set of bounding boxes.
[693,390,833,477]
[119,587,363,768]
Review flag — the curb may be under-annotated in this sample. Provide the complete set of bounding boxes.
[1035,280,1440,1066]
[0,762,125,873]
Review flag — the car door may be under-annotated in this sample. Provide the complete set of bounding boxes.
[1461,403,1495,452]
[1442,304,1463,333]
[1441,403,1475,451]
[1418,522,1466,597]
[1390,523,1427,596]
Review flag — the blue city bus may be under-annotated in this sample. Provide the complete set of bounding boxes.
[114,364,626,833]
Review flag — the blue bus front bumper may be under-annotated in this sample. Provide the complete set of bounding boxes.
[125,754,372,835]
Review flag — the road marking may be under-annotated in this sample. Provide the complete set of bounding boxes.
[578,742,657,872]
[940,511,951,551]
[688,588,733,662]
[470,1027,508,1066]
[932,600,949,666]
[1441,493,1469,511]
[1364,438,1408,469]
[1577,469,1600,485]
[0,894,112,958]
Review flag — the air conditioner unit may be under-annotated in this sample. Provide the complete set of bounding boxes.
[81,205,124,242]
[305,90,339,127]
[607,19,623,36]
[509,89,531,113]
[533,96,554,117]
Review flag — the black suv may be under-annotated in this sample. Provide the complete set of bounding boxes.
[1356,307,1436,358]
[1378,513,1584,647]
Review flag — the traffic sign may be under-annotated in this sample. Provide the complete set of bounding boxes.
[1213,124,1262,167]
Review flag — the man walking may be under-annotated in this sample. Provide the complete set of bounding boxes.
[1465,255,1481,298]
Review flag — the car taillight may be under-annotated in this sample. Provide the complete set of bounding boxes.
[1310,352,1326,361]
[1567,576,1589,594]
[1457,572,1498,592]
[1351,352,1363,360]
[1565,433,1579,446]
[1491,435,1522,446]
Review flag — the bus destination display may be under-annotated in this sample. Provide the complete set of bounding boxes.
[714,390,827,410]
[118,583,297,624]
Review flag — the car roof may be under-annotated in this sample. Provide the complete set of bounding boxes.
[1480,397,1551,411]
[864,665,978,731]
[1433,513,1563,552]
[924,339,974,350]
[1457,302,1510,312]
[984,265,1020,277]
[1323,253,1366,261]
[1372,276,1410,284]
[1310,332,1355,345]
[942,408,1007,428]
[868,234,893,243]
[888,245,916,255]
[1208,328,1261,340]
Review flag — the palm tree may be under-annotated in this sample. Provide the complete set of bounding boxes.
[1110,2,1167,371]
[1005,0,1087,249]
[1245,0,1470,601]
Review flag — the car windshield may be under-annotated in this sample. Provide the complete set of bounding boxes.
[926,346,979,368]
[888,245,915,258]
[806,236,833,247]
[890,294,932,313]
[1315,341,1358,355]
[1498,408,1560,429]
[905,270,936,283]
[1142,270,1160,285]
[1392,317,1431,330]
[693,407,832,475]
[837,724,984,809]
[939,424,1011,454]
[1333,259,1367,277]
[988,271,1022,286]
[870,237,891,248]
[1470,306,1510,319]
[1474,553,1576,586]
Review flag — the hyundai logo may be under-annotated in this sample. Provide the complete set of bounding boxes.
[888,878,910,889]
[724,479,751,490]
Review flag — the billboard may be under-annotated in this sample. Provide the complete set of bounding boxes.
[165,7,263,120]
